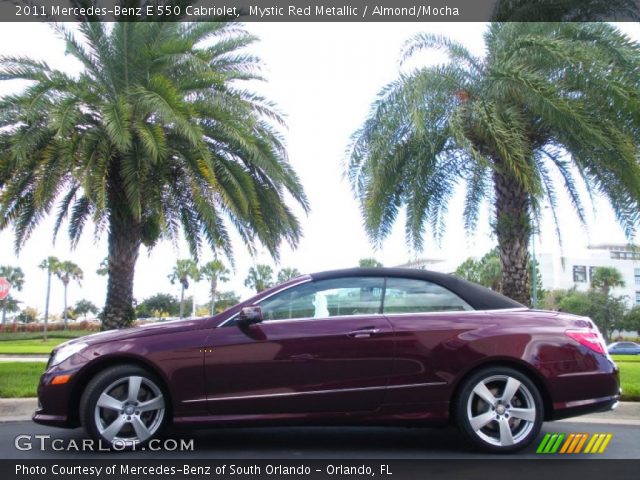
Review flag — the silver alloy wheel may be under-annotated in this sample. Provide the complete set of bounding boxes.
[466,374,537,447]
[93,375,165,446]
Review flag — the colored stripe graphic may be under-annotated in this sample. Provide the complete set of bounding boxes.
[565,433,588,453]
[573,433,588,453]
[537,433,565,453]
[584,433,599,453]
[537,433,552,453]
[585,433,613,454]
[537,433,612,454]
[559,433,574,453]
[598,434,613,453]
[549,433,565,453]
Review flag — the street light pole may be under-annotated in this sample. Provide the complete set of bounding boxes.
[531,228,538,309]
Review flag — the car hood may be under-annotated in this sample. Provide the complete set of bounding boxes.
[60,318,209,348]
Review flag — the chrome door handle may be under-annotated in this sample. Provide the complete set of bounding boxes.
[289,353,316,362]
[347,328,380,338]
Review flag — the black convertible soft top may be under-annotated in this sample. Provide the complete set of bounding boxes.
[309,267,524,311]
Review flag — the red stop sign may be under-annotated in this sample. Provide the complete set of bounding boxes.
[0,278,10,301]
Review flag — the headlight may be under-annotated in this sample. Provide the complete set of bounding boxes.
[50,343,88,367]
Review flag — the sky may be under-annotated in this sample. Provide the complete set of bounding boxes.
[0,21,639,317]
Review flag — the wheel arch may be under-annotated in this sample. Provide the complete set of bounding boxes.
[449,358,554,422]
[68,354,173,426]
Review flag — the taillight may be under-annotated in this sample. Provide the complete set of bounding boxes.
[565,329,607,355]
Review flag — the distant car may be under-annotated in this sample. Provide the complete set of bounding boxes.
[34,268,619,453]
[608,341,640,355]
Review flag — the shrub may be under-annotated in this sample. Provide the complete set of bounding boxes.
[0,320,99,333]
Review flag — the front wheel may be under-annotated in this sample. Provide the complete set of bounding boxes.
[455,367,543,453]
[80,365,168,449]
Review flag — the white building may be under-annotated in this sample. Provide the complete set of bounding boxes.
[398,244,640,308]
[395,257,459,274]
[539,244,640,307]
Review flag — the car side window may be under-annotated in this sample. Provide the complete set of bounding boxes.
[384,278,473,313]
[259,277,384,321]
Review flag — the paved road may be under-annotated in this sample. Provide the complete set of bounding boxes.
[0,421,637,459]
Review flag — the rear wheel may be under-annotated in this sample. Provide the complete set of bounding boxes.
[455,367,543,453]
[80,365,168,449]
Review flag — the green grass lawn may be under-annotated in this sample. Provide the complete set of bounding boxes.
[0,330,93,341]
[0,362,44,397]
[0,338,70,355]
[612,354,640,363]
[0,331,94,355]
[0,356,637,400]
[612,355,640,401]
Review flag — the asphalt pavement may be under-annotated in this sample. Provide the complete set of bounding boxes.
[1,399,637,459]
[0,420,637,459]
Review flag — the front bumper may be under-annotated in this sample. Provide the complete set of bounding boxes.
[32,412,73,428]
[32,359,85,428]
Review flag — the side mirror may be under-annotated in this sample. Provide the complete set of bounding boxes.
[236,306,263,326]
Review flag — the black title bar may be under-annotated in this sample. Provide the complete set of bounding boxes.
[3,459,640,480]
[1,0,639,22]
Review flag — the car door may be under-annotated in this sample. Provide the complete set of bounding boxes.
[203,276,395,415]
[381,277,482,406]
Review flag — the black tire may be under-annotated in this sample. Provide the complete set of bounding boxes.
[455,366,544,453]
[80,364,168,450]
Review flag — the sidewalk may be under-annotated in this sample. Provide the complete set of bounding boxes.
[0,355,47,362]
[0,398,38,422]
[1,398,638,424]
[557,401,640,426]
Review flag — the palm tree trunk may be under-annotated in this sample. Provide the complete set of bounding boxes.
[179,286,185,318]
[102,209,141,330]
[63,283,68,330]
[493,167,531,306]
[43,271,51,341]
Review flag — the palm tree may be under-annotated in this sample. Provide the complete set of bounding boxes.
[491,0,640,21]
[244,264,274,293]
[590,266,625,296]
[169,259,200,318]
[1,296,20,323]
[200,259,230,316]
[348,23,640,305]
[276,267,300,283]
[0,265,25,324]
[0,19,308,330]
[54,261,83,329]
[38,256,60,340]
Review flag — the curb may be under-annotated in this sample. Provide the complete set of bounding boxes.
[1,398,638,424]
[0,398,36,422]
[557,401,640,426]
[0,356,48,362]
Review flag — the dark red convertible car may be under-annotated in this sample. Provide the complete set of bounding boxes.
[34,268,619,452]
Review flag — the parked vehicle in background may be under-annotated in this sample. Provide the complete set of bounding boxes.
[608,341,640,355]
[34,268,619,453]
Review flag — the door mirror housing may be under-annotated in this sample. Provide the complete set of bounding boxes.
[236,306,263,326]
